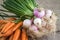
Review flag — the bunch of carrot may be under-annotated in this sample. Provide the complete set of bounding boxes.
[0,18,28,40]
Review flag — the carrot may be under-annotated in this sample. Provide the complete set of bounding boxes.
[0,24,6,32]
[2,20,11,23]
[9,34,14,40]
[13,29,21,40]
[6,17,16,21]
[18,33,21,40]
[12,21,23,32]
[21,29,26,40]
[18,37,21,40]
[0,19,13,24]
[0,23,7,31]
[0,20,4,23]
[0,20,7,24]
[0,21,22,37]
[0,20,4,26]
[0,27,13,37]
[1,22,11,33]
[3,22,15,33]
[0,37,6,40]
[26,35,28,40]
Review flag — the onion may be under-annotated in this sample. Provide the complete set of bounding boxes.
[34,18,42,28]
[23,19,32,28]
[34,8,45,18]
[38,10,45,18]
[46,10,52,17]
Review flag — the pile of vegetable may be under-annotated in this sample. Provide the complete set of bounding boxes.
[0,0,57,40]
[0,18,28,40]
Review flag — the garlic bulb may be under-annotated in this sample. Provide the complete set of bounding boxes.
[38,10,45,18]
[34,18,42,28]
[23,19,31,28]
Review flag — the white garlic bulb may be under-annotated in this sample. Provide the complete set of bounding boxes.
[38,10,45,18]
[34,18,42,28]
[23,19,31,28]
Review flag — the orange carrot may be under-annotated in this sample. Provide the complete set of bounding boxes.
[13,29,21,40]
[0,24,5,32]
[0,27,13,37]
[26,35,28,40]
[1,22,11,33]
[3,22,15,33]
[0,20,7,24]
[0,22,6,33]
[2,20,11,23]
[6,17,16,21]
[0,20,4,23]
[25,34,28,40]
[21,29,26,40]
[0,21,22,37]
[9,34,14,40]
[0,20,4,26]
[12,21,23,32]
[0,37,6,40]
[18,37,21,40]
[18,34,21,40]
